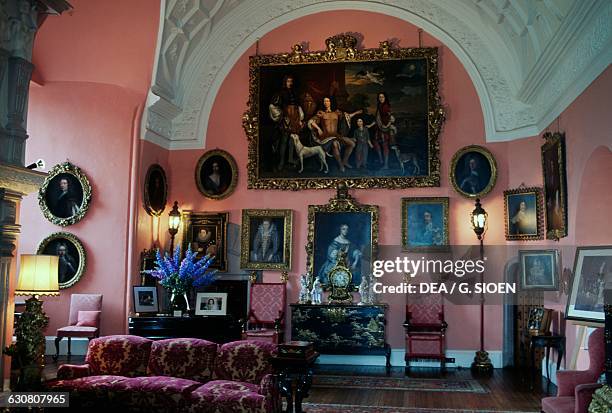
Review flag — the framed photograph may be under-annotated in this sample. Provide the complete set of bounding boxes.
[401,197,449,251]
[37,232,87,289]
[195,149,238,200]
[38,162,92,226]
[307,186,378,288]
[566,246,611,324]
[541,132,568,240]
[133,286,159,313]
[182,211,228,271]
[240,209,293,271]
[504,187,544,241]
[519,249,560,291]
[195,292,228,316]
[143,164,168,216]
[450,145,497,198]
[242,34,444,190]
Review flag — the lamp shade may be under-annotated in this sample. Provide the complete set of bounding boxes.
[17,255,60,296]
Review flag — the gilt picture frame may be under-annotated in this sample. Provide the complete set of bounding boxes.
[541,132,568,240]
[240,209,293,271]
[518,249,559,291]
[504,187,544,241]
[38,162,92,226]
[182,211,228,272]
[143,164,168,217]
[450,145,497,199]
[306,186,378,288]
[401,197,449,252]
[195,149,238,200]
[242,34,444,190]
[37,231,87,289]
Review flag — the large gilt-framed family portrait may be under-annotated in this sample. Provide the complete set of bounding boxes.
[38,162,92,226]
[182,211,228,272]
[240,209,293,271]
[243,34,444,190]
[541,132,568,240]
[306,186,378,288]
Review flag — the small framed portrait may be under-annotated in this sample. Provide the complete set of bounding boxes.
[182,211,228,271]
[519,249,559,291]
[143,164,168,216]
[133,286,159,313]
[240,209,292,271]
[37,232,87,289]
[450,145,497,198]
[401,197,449,251]
[195,149,238,200]
[38,162,92,226]
[504,187,544,241]
[195,292,228,316]
[541,132,568,240]
[566,246,611,324]
[307,187,378,288]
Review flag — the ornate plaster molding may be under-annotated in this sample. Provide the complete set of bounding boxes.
[143,0,612,149]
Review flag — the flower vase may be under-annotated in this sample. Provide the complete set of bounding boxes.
[170,292,190,315]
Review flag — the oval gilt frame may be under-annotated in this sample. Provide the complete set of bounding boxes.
[195,149,238,200]
[143,164,168,216]
[449,145,498,199]
[38,162,92,226]
[37,231,87,289]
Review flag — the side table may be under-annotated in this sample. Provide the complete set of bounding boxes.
[271,352,319,413]
[530,335,565,386]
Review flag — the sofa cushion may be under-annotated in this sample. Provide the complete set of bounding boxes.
[76,310,101,327]
[214,340,276,384]
[46,375,128,392]
[189,380,266,413]
[112,376,201,413]
[541,396,574,413]
[147,338,217,382]
[86,335,152,377]
[57,326,98,338]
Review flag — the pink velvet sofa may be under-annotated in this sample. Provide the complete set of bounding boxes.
[45,335,280,413]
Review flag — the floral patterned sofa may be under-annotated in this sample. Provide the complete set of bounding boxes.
[45,335,280,413]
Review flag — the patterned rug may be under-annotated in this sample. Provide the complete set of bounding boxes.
[313,375,488,393]
[300,404,538,413]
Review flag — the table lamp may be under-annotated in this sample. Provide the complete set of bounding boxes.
[5,255,59,390]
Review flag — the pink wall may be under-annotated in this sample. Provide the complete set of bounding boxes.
[18,0,160,336]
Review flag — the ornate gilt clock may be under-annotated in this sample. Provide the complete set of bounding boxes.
[328,250,353,304]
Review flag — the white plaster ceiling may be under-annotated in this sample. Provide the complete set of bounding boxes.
[142,0,612,150]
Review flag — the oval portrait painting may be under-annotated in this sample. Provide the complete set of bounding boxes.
[450,145,497,198]
[144,164,168,216]
[195,149,238,200]
[39,162,92,226]
[37,232,87,289]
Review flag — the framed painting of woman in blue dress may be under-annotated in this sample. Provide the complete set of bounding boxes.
[503,187,544,241]
[242,34,445,190]
[450,145,497,198]
[306,187,378,288]
[401,197,449,252]
[240,209,293,271]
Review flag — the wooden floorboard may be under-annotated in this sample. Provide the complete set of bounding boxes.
[42,357,552,411]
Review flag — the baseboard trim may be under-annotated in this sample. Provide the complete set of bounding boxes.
[316,349,503,369]
[45,336,89,356]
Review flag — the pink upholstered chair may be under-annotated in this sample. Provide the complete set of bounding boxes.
[54,294,103,361]
[242,283,286,344]
[541,327,605,413]
[404,293,447,372]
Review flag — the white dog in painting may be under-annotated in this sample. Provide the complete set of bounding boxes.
[291,134,329,174]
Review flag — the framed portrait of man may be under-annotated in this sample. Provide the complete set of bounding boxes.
[504,187,544,241]
[306,187,378,288]
[450,145,497,198]
[240,209,292,271]
[518,249,559,291]
[566,246,611,324]
[182,211,228,271]
[37,232,87,289]
[38,162,92,226]
[143,164,168,216]
[242,34,444,190]
[195,149,238,200]
[541,132,568,240]
[401,197,449,251]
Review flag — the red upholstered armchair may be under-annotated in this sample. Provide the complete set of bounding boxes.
[242,282,286,344]
[541,327,605,413]
[54,294,103,361]
[404,293,447,372]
